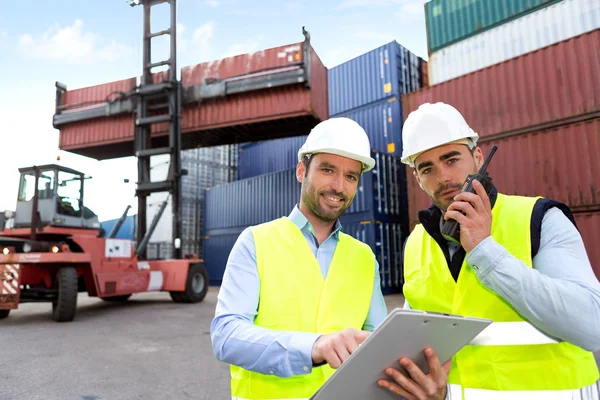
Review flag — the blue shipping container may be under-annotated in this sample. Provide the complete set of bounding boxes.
[203,231,241,286]
[237,135,307,180]
[204,152,407,232]
[336,96,403,156]
[328,41,422,115]
[100,215,136,240]
[341,218,405,295]
[237,97,404,180]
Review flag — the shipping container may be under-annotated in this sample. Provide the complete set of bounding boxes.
[204,152,408,232]
[403,30,600,140]
[203,229,244,286]
[336,96,404,156]
[59,78,138,112]
[237,96,404,179]
[99,215,136,240]
[238,135,307,180]
[145,146,237,257]
[341,216,406,294]
[425,0,561,54]
[405,119,600,231]
[573,212,600,281]
[428,0,600,85]
[54,36,328,160]
[328,41,422,115]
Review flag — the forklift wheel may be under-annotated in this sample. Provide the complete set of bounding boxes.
[52,267,78,322]
[170,263,209,304]
[0,309,9,319]
[101,294,132,302]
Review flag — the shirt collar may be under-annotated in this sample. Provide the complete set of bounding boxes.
[289,205,342,240]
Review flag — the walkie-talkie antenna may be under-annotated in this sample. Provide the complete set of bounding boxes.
[478,145,498,174]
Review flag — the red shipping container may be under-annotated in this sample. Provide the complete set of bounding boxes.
[55,39,328,160]
[574,212,600,281]
[60,77,137,111]
[402,30,600,139]
[406,118,600,229]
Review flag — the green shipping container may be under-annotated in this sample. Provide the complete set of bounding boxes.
[425,0,562,53]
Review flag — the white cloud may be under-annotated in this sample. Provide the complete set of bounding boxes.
[203,0,222,6]
[221,34,265,58]
[190,21,216,60]
[397,0,427,17]
[177,22,188,52]
[18,19,132,65]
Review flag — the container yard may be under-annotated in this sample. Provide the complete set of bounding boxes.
[2,0,599,398]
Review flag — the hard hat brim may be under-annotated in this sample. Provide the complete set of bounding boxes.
[298,148,376,172]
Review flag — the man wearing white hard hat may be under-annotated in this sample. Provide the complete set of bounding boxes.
[211,117,449,400]
[400,102,600,399]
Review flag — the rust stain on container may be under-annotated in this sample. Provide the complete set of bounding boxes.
[55,40,328,160]
[61,78,137,110]
[402,30,600,139]
[406,118,600,232]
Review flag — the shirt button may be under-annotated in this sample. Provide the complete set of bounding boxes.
[303,366,310,372]
[472,264,479,270]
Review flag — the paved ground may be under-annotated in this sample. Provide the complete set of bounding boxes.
[1,289,598,400]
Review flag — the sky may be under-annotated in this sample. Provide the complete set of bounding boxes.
[0,0,429,222]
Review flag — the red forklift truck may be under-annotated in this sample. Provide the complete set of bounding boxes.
[0,164,209,322]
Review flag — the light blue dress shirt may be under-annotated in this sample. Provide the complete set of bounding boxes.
[210,205,388,378]
[405,207,600,352]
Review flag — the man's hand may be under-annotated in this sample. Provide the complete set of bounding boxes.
[311,328,370,369]
[377,348,451,400]
[444,179,492,253]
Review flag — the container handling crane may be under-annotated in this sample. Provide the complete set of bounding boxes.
[0,0,209,322]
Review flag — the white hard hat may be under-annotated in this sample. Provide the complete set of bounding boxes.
[298,117,376,172]
[401,102,479,167]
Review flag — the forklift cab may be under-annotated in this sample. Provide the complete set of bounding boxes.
[13,164,100,229]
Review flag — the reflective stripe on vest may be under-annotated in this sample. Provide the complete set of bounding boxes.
[230,217,375,399]
[449,380,600,400]
[232,398,309,400]
[469,321,559,346]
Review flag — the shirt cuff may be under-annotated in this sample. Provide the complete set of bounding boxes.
[287,332,322,376]
[465,236,510,281]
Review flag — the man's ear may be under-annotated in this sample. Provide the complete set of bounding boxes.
[296,161,305,183]
[413,169,425,191]
[474,147,484,170]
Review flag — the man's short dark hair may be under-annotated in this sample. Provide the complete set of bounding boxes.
[302,154,315,177]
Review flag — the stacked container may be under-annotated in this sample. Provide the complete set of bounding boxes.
[425,0,600,85]
[203,152,409,294]
[146,145,238,259]
[328,41,424,157]
[209,40,427,294]
[402,29,600,278]
[237,40,424,180]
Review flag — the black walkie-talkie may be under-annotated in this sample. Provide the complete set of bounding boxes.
[441,145,498,244]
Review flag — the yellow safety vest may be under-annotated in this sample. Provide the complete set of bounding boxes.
[230,217,375,400]
[403,193,599,399]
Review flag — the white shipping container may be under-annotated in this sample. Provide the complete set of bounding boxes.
[428,0,600,85]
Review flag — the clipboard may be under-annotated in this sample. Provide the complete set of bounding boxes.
[310,308,492,400]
